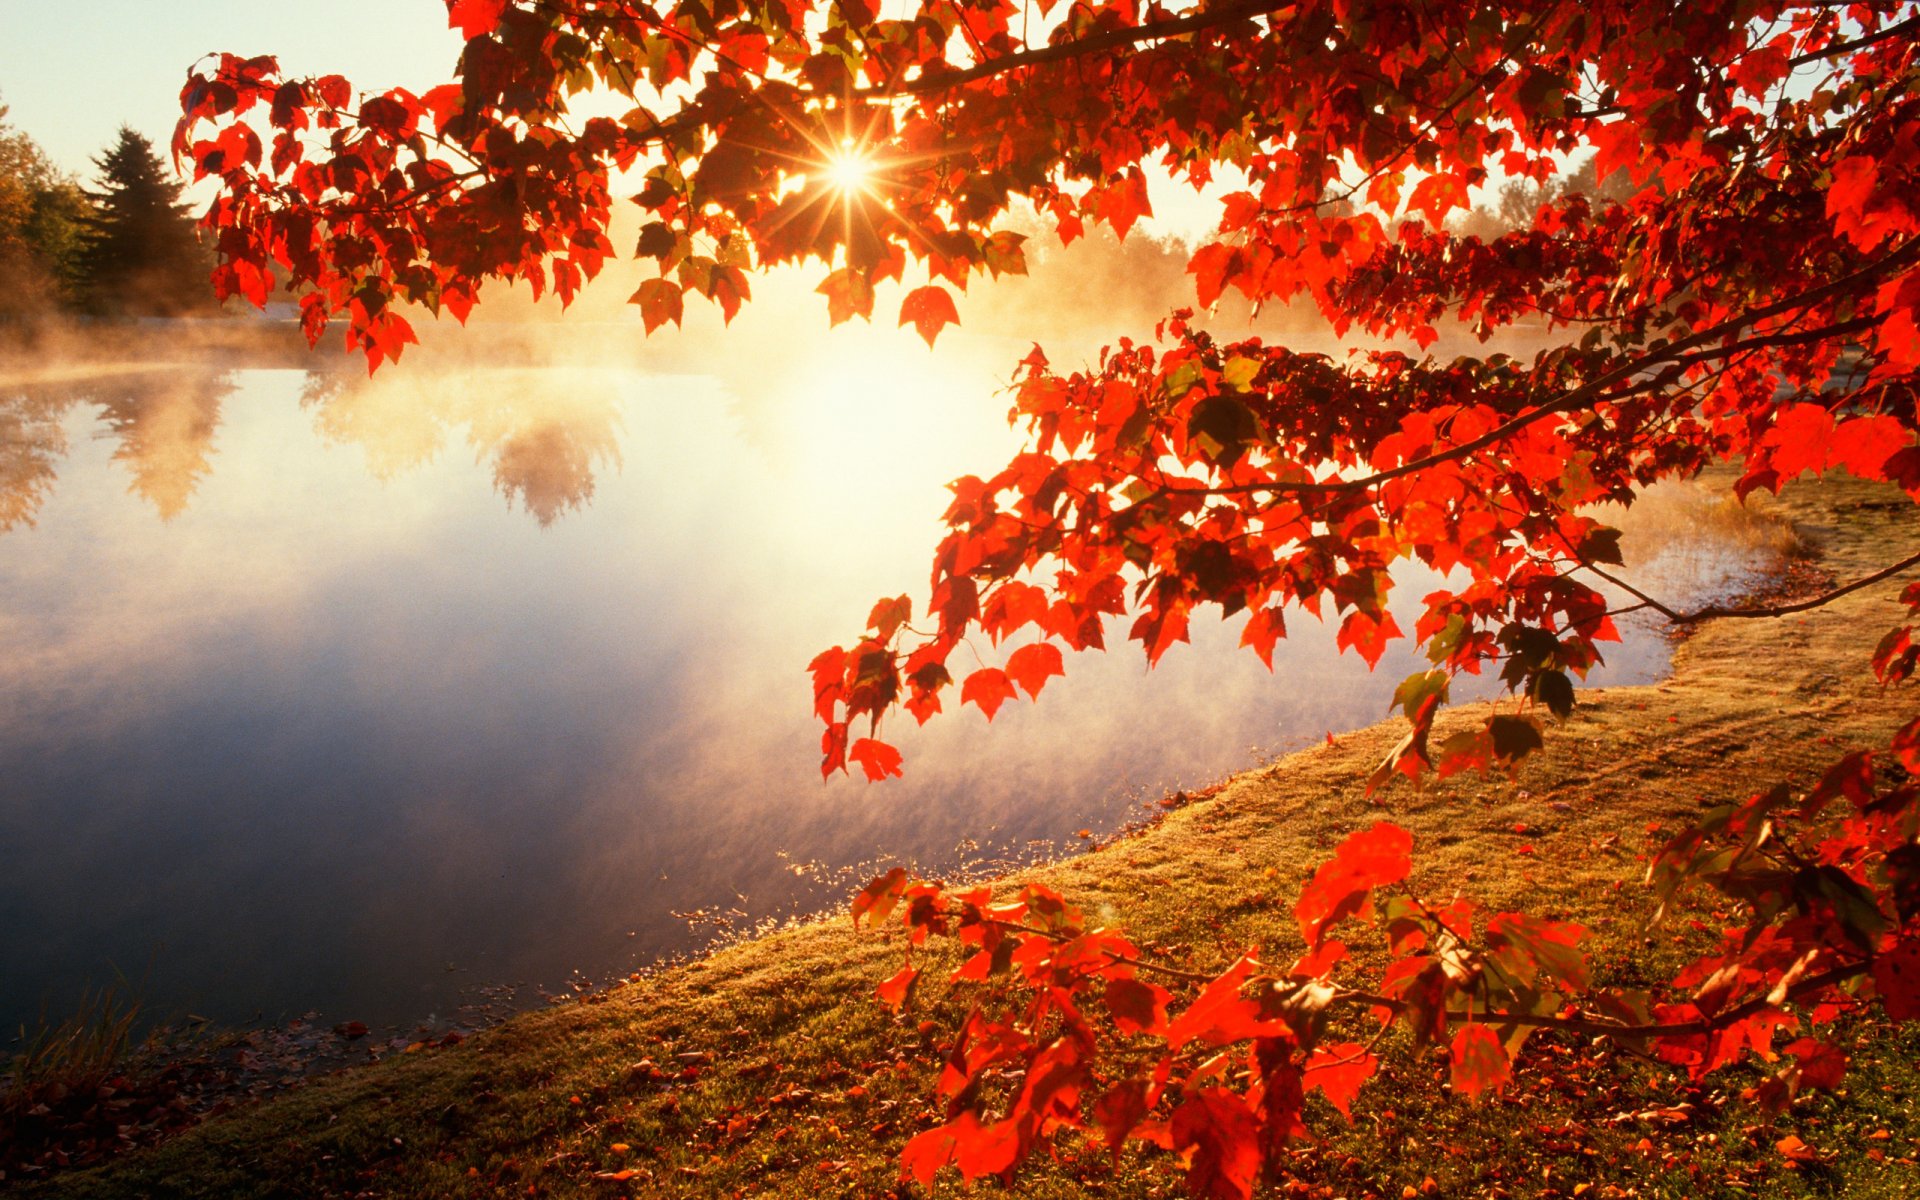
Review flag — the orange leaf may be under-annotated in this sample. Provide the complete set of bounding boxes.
[851,866,907,928]
[848,737,903,781]
[630,277,682,333]
[1004,642,1065,699]
[866,594,912,639]
[961,668,1018,720]
[1303,1042,1378,1120]
[1775,1133,1819,1164]
[877,963,918,1011]
[899,284,960,347]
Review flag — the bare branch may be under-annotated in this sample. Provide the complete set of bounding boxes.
[1578,547,1920,624]
[852,0,1289,99]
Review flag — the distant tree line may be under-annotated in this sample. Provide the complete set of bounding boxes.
[0,104,213,321]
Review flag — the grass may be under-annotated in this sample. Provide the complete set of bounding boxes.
[1,982,145,1122]
[17,472,1920,1199]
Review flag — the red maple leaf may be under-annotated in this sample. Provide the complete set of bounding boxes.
[1295,822,1414,947]
[848,737,904,781]
[1004,642,1066,699]
[961,668,1018,720]
[1450,1024,1512,1101]
[1303,1043,1379,1120]
[1169,1088,1261,1200]
[448,0,509,40]
[1874,935,1920,1020]
[876,963,918,1011]
[899,285,960,347]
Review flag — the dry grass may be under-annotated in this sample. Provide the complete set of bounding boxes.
[1,983,145,1121]
[22,472,1920,1200]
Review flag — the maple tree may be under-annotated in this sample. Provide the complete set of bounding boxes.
[0,103,90,315]
[176,0,1920,1195]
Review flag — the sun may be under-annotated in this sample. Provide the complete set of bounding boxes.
[821,146,876,195]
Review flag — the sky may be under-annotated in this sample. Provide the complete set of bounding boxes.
[0,2,463,177]
[0,0,1233,241]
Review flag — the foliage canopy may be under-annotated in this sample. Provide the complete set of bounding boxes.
[0,105,90,314]
[178,0,1920,1194]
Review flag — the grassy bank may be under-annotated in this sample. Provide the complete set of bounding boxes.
[18,474,1920,1199]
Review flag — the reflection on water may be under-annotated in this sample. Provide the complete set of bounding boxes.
[0,386,65,532]
[301,367,622,526]
[0,348,1779,1036]
[99,373,230,521]
[0,369,232,530]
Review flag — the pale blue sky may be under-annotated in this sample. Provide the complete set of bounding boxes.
[1,1,462,178]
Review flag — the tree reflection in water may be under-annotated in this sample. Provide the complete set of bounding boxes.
[96,374,230,520]
[0,385,70,532]
[0,362,625,531]
[300,365,623,527]
[0,368,233,529]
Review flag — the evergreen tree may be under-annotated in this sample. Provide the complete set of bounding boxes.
[76,127,211,316]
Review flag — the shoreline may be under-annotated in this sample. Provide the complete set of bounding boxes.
[17,472,1920,1197]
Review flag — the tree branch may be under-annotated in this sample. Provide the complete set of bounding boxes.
[1336,961,1869,1040]
[1578,548,1920,624]
[1176,238,1920,501]
[853,0,1289,98]
[1788,15,1920,68]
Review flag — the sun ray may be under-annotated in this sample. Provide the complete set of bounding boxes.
[823,145,876,194]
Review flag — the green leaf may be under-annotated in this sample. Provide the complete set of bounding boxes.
[1221,354,1260,392]
[1161,359,1205,399]
[982,230,1027,277]
[1390,670,1451,719]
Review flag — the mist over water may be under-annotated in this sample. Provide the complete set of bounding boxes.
[0,301,1780,1037]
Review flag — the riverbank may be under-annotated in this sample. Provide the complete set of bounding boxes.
[18,472,1920,1199]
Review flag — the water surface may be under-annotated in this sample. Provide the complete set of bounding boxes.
[0,327,1773,1035]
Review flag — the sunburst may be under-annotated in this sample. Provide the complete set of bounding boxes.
[822,145,877,195]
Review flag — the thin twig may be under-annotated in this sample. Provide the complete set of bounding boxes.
[851,0,1289,98]
[1578,548,1920,624]
[1334,961,1869,1040]
[1164,239,1920,501]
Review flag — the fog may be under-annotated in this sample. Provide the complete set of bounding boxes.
[0,234,1781,1036]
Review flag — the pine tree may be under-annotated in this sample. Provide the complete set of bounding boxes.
[76,127,211,316]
